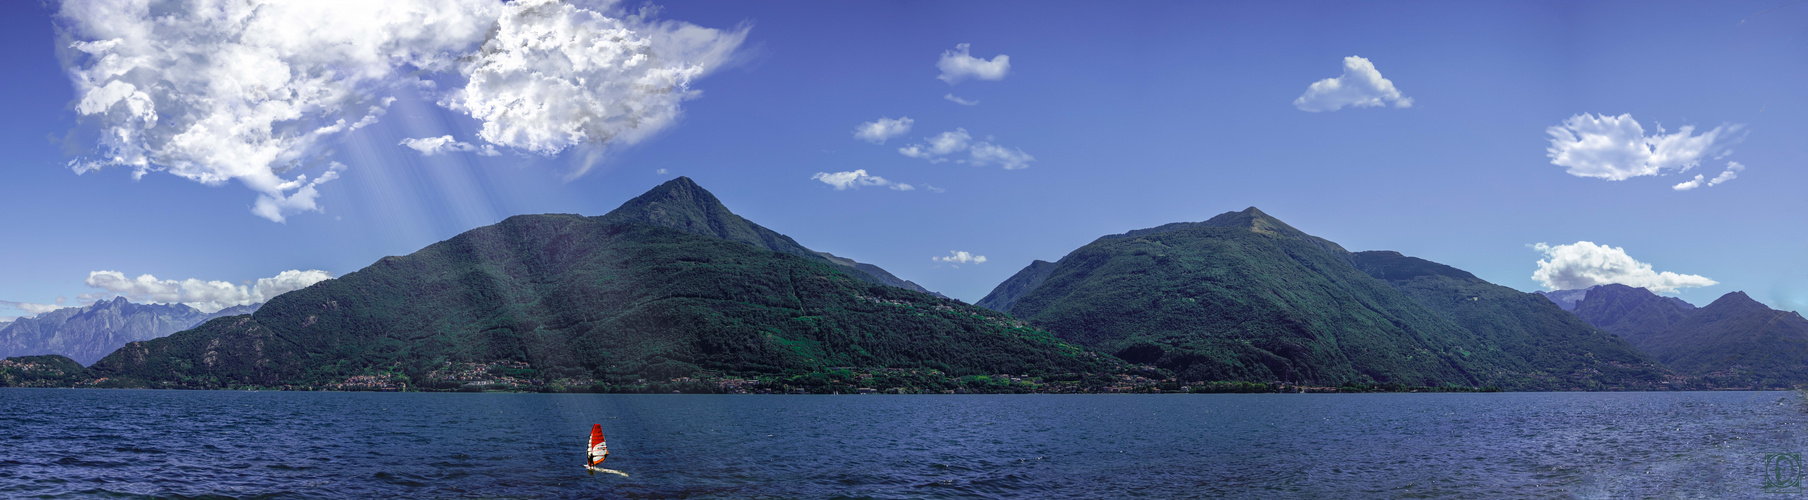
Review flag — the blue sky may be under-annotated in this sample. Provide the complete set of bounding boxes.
[3,0,1806,321]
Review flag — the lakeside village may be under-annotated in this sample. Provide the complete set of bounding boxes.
[8,356,1788,394]
[3,357,1504,394]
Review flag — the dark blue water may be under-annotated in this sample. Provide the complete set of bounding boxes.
[2,390,1803,498]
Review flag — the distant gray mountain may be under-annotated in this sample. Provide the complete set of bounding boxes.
[203,303,263,322]
[1535,286,1599,311]
[0,297,262,365]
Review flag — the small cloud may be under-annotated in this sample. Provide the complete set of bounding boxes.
[656,168,668,175]
[811,169,914,191]
[1677,161,1747,191]
[1546,114,1744,181]
[853,117,914,144]
[937,43,1010,84]
[943,94,980,106]
[932,250,987,265]
[898,128,1033,169]
[1530,241,1715,293]
[924,184,946,193]
[967,142,1034,170]
[399,136,501,157]
[899,129,971,160]
[1293,56,1413,112]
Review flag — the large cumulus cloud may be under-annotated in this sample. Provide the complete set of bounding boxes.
[1545,113,1744,184]
[1530,241,1715,294]
[56,0,746,222]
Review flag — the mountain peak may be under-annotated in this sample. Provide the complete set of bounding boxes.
[1704,291,1765,311]
[595,177,938,295]
[1202,207,1304,237]
[615,176,722,214]
[595,177,798,254]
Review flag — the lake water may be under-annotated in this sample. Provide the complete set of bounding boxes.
[2,389,1804,498]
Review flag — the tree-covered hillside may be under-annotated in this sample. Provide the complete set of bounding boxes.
[982,208,1675,390]
[1627,291,1808,388]
[88,214,1113,391]
[1568,284,1697,346]
[1351,251,1671,390]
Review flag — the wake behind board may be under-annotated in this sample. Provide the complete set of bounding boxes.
[587,467,629,478]
[586,424,625,477]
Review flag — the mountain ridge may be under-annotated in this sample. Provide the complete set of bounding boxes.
[980,208,1672,390]
[0,297,262,366]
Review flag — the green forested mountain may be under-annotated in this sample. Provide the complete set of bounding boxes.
[0,354,87,387]
[1350,251,1670,390]
[979,208,1671,390]
[597,177,936,295]
[83,181,1112,391]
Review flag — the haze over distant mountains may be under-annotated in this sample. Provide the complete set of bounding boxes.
[0,298,259,365]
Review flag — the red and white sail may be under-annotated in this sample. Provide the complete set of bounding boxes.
[587,424,608,467]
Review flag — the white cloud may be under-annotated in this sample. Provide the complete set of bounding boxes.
[57,0,744,222]
[1675,161,1746,191]
[1,299,70,315]
[810,170,914,191]
[853,117,914,144]
[943,94,980,106]
[445,0,748,179]
[1531,241,1715,294]
[399,136,500,157]
[656,168,669,175]
[1546,113,1744,181]
[57,0,497,222]
[1293,56,1413,112]
[924,184,947,193]
[937,43,1010,84]
[84,269,335,313]
[899,129,971,160]
[898,128,1034,169]
[967,142,1035,170]
[932,251,987,265]
[1709,162,1744,185]
[1711,162,1745,184]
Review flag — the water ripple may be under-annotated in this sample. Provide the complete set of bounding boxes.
[1,389,1803,498]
